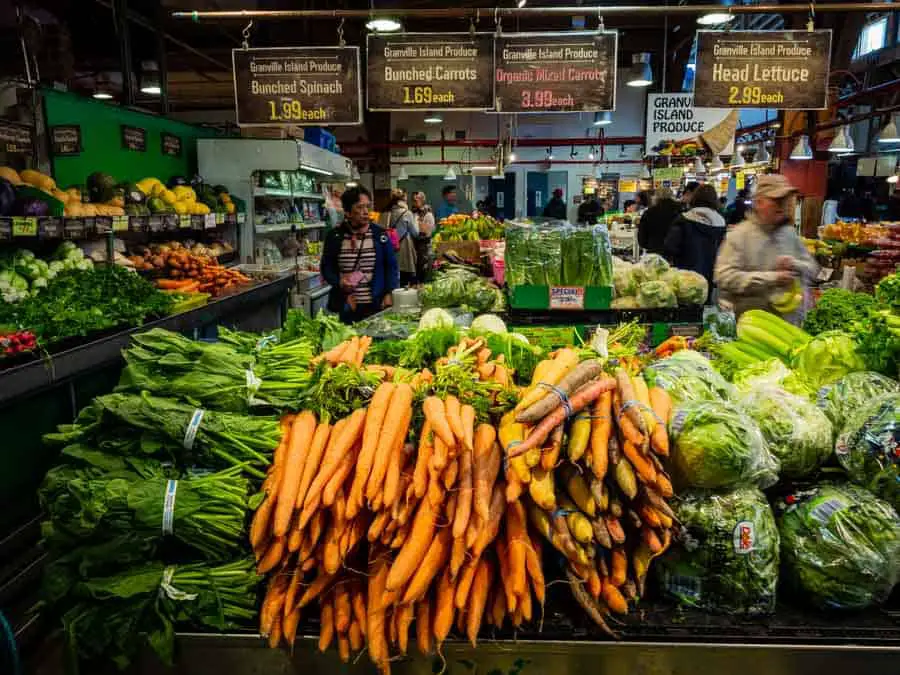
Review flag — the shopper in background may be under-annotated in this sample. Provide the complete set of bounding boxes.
[385,188,420,286]
[725,188,750,225]
[681,181,700,209]
[623,200,638,214]
[665,184,726,299]
[435,185,459,222]
[322,185,398,323]
[411,190,435,283]
[577,192,604,225]
[542,188,568,220]
[636,190,653,215]
[715,174,817,321]
[638,187,681,256]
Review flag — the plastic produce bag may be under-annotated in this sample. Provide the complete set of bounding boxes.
[646,350,734,404]
[669,400,780,490]
[778,483,900,610]
[613,259,637,298]
[658,487,779,615]
[671,269,709,305]
[637,280,677,308]
[741,386,833,479]
[816,371,899,433]
[791,330,866,391]
[633,253,670,283]
[835,393,900,510]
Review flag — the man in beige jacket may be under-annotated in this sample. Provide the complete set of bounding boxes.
[714,174,818,321]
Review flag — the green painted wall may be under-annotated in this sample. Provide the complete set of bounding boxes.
[42,89,218,188]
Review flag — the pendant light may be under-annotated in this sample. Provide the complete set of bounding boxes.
[627,53,653,87]
[693,157,706,175]
[366,17,401,32]
[443,166,457,181]
[789,135,813,160]
[640,164,652,180]
[877,116,899,144]
[731,149,745,168]
[593,111,612,126]
[756,142,771,164]
[828,126,854,154]
[424,112,443,124]
[397,166,408,180]
[708,156,725,173]
[139,61,161,95]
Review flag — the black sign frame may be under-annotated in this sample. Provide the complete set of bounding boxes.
[232,46,363,127]
[492,31,619,114]
[693,29,832,110]
[161,132,182,157]
[366,33,495,112]
[50,125,82,156]
[0,119,34,155]
[121,125,147,152]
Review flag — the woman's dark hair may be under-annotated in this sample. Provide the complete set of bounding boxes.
[691,184,719,210]
[623,199,636,211]
[442,185,457,197]
[341,185,372,213]
[637,190,653,208]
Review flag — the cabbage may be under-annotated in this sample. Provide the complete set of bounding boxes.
[418,308,454,331]
[637,280,677,308]
[613,261,637,298]
[791,330,866,391]
[470,313,507,335]
[731,358,811,397]
[633,253,670,282]
[741,386,832,478]
[671,269,709,305]
[658,487,779,615]
[779,483,900,610]
[836,393,900,510]
[816,371,899,432]
[669,400,780,490]
[610,296,638,309]
[646,350,734,404]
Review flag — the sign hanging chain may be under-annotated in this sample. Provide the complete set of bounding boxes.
[808,2,816,31]
[598,11,605,32]
[241,21,253,49]
[470,9,479,38]
[337,17,345,47]
[494,8,502,36]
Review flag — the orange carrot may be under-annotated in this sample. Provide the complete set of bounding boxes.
[257,536,286,574]
[466,558,493,646]
[495,539,517,614]
[432,567,456,647]
[283,606,301,648]
[454,555,480,609]
[382,419,412,509]
[268,614,283,649]
[273,411,317,537]
[452,447,474,539]
[402,528,452,604]
[294,420,334,509]
[352,586,367,637]
[260,575,289,636]
[416,596,433,655]
[412,421,433,499]
[442,456,459,489]
[444,395,465,444]
[473,427,499,521]
[367,557,391,672]
[366,384,413,504]
[450,535,467,578]
[430,434,450,473]
[460,404,476,452]
[283,565,303,622]
[298,571,335,608]
[349,382,395,513]
[648,386,671,455]
[341,336,360,366]
[249,472,279,553]
[319,599,335,652]
[349,619,363,652]
[602,581,628,614]
[395,603,414,655]
[386,496,438,592]
[473,483,506,558]
[611,547,628,587]
[622,440,657,483]
[506,500,528,597]
[525,534,546,605]
[322,446,357,507]
[334,583,352,633]
[423,396,455,447]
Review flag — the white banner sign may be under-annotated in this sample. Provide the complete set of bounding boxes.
[645,93,738,157]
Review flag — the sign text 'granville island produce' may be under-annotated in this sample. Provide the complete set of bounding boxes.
[493,32,617,113]
[232,46,362,126]
[366,34,494,111]
[693,30,832,109]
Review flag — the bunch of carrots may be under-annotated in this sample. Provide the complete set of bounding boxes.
[315,335,374,367]
[502,349,676,635]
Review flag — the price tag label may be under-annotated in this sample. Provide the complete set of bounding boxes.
[179,215,192,229]
[225,214,237,226]
[204,214,216,229]
[0,217,12,241]
[82,217,96,235]
[191,215,205,229]
[215,213,225,225]
[549,286,585,310]
[39,217,62,238]
[112,216,129,232]
[148,216,164,232]
[163,215,179,231]
[12,216,38,237]
[237,212,246,225]
[64,218,85,239]
[129,216,148,232]
[94,216,113,234]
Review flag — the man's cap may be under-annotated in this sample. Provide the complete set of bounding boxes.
[755,174,798,199]
[553,188,564,198]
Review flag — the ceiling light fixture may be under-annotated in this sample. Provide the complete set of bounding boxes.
[877,115,900,143]
[424,112,443,124]
[627,53,653,87]
[593,111,612,126]
[139,61,161,95]
[640,164,652,180]
[471,165,498,172]
[300,163,334,176]
[708,156,725,173]
[92,91,113,100]
[508,151,517,163]
[345,181,358,187]
[546,146,554,160]
[443,166,457,181]
[731,150,745,168]
[756,143,771,164]
[694,157,706,175]
[697,12,735,26]
[366,17,401,32]
[517,0,527,8]
[789,135,813,160]
[397,166,409,180]
[828,126,855,154]
[588,146,596,161]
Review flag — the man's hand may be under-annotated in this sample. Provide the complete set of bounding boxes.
[775,271,795,287]
[776,255,797,273]
[339,275,355,293]
[382,294,393,309]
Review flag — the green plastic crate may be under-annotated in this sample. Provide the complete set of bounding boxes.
[509,285,612,311]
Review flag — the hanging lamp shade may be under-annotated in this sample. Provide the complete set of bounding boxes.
[789,135,813,160]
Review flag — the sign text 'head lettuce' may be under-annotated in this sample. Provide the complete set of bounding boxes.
[232,46,362,126]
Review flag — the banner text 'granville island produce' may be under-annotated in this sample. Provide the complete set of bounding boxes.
[232,47,362,126]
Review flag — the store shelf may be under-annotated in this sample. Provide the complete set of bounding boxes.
[255,221,325,234]
[253,187,325,201]
[0,213,240,242]
[0,273,295,407]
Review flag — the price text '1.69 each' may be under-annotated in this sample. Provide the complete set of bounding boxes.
[401,86,456,105]
[727,86,785,106]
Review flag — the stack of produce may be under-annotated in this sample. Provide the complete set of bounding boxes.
[612,254,709,309]
[505,221,613,290]
[419,266,505,313]
[0,243,93,304]
[433,213,504,242]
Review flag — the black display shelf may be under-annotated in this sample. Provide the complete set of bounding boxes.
[0,273,294,406]
[505,305,704,326]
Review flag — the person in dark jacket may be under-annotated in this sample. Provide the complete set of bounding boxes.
[664,184,726,299]
[542,188,568,220]
[725,188,750,225]
[638,187,681,256]
[321,185,399,323]
[577,193,604,225]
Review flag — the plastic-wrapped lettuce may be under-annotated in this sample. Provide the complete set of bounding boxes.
[816,371,899,432]
[791,330,866,391]
[613,258,637,298]
[731,359,811,397]
[633,253,670,283]
[671,269,709,305]
[778,483,900,610]
[835,393,900,511]
[637,280,677,308]
[646,350,734,404]
[658,487,779,615]
[741,387,832,479]
[669,400,780,489]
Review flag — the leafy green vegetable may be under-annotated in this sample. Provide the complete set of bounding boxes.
[646,350,734,404]
[730,358,811,398]
[802,288,874,336]
[419,267,502,313]
[741,386,832,478]
[816,371,898,432]
[299,362,382,421]
[669,400,779,489]
[855,309,900,375]
[874,271,900,313]
[505,223,612,290]
[836,393,900,510]
[670,269,709,305]
[418,307,455,331]
[39,464,251,559]
[482,331,543,383]
[470,313,507,335]
[60,558,259,668]
[636,280,677,308]
[560,226,613,287]
[790,330,866,391]
[658,487,779,615]
[778,483,900,610]
[281,308,354,352]
[366,326,461,371]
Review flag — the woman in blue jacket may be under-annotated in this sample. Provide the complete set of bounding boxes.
[321,186,399,323]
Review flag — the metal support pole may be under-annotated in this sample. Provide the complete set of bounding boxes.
[156,3,169,114]
[112,0,135,106]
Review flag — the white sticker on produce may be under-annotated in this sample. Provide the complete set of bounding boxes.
[162,479,178,535]
[183,408,205,450]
